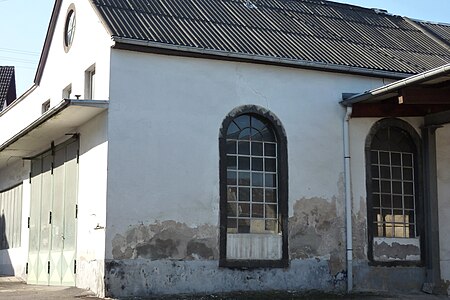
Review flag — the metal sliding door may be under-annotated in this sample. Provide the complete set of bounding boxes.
[28,137,78,286]
[38,153,52,285]
[27,158,42,284]
[59,140,78,285]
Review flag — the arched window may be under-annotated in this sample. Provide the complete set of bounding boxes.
[219,106,288,268]
[366,118,423,263]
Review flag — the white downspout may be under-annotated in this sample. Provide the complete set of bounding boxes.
[344,106,353,292]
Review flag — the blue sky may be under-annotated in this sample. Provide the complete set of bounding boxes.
[1,0,449,96]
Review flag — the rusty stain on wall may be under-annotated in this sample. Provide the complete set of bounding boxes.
[112,221,218,260]
[288,196,345,276]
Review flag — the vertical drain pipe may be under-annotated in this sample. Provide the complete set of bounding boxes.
[344,106,353,292]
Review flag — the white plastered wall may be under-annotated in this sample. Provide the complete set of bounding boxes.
[0,0,111,293]
[75,111,108,296]
[105,49,392,258]
[436,124,450,281]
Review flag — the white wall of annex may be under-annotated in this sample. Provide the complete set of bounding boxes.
[75,111,108,296]
[436,124,450,281]
[0,0,111,290]
[105,49,391,258]
[0,0,112,150]
[38,0,112,104]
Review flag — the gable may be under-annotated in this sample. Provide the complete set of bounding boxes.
[34,0,113,92]
[92,0,450,77]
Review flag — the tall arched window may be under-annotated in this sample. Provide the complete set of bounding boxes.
[366,118,423,264]
[219,106,288,268]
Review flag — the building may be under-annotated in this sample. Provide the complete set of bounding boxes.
[1,0,450,297]
[0,66,17,111]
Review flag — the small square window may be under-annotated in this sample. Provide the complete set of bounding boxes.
[63,84,72,99]
[41,100,50,114]
[85,65,96,99]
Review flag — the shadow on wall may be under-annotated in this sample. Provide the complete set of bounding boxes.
[0,213,13,275]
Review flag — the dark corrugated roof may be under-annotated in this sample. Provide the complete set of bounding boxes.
[0,66,16,110]
[91,0,450,75]
[415,21,450,48]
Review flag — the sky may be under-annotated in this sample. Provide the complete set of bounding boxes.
[1,0,449,97]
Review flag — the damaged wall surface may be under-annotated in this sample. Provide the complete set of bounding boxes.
[349,117,427,291]
[103,50,390,296]
[4,0,450,298]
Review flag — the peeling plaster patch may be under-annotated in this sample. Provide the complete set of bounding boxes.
[373,238,420,261]
[289,197,345,276]
[76,257,105,298]
[353,197,368,260]
[112,221,218,260]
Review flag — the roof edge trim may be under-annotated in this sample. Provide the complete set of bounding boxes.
[0,99,108,153]
[0,85,38,118]
[34,0,63,86]
[341,63,450,106]
[112,37,412,80]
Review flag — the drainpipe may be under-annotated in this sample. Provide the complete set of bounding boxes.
[343,106,353,292]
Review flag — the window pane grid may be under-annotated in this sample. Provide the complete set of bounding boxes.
[371,150,416,238]
[226,116,279,234]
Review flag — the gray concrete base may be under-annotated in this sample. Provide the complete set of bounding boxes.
[353,262,426,292]
[105,258,346,298]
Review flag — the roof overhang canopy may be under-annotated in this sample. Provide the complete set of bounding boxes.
[341,63,450,122]
[0,99,108,169]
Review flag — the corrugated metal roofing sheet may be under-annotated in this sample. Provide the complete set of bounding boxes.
[0,66,15,109]
[91,0,450,75]
[416,21,450,47]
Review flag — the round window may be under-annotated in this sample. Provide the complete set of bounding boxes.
[64,6,76,51]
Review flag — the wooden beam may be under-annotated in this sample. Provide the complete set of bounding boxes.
[352,102,450,118]
[398,87,450,104]
[425,109,450,126]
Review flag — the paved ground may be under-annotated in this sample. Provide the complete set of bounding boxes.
[0,276,100,300]
[1,276,449,299]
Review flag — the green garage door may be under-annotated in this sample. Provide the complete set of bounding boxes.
[28,137,78,286]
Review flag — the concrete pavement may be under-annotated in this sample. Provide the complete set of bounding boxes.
[0,276,101,299]
[1,276,449,299]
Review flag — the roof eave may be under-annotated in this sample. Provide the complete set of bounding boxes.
[340,63,450,106]
[0,99,108,169]
[111,36,413,80]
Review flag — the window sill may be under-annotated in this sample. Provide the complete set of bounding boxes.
[219,258,289,269]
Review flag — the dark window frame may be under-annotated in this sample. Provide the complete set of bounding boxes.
[365,118,425,266]
[219,105,288,268]
[63,4,76,53]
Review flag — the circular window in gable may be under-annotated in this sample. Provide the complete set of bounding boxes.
[64,5,76,52]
